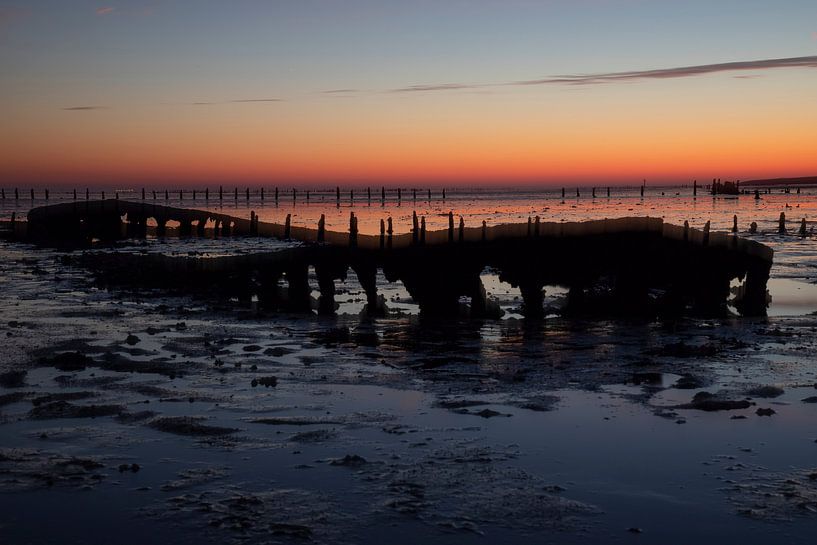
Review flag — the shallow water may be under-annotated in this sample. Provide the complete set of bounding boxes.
[2,187,817,544]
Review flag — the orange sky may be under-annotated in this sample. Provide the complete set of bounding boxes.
[2,2,816,187]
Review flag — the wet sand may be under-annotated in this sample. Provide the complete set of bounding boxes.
[2,188,817,543]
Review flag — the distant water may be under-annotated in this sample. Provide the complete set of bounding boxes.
[3,185,815,234]
[3,185,817,315]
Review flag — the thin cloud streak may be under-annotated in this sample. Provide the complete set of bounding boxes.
[514,56,817,86]
[190,98,282,105]
[95,7,115,16]
[389,83,485,93]
[387,55,817,93]
[62,106,106,111]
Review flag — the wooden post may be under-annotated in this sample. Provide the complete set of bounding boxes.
[413,188,417,202]
[275,187,279,204]
[219,185,223,200]
[45,189,49,200]
[576,188,579,198]
[397,188,402,204]
[427,189,431,201]
[749,221,757,234]
[315,266,337,316]
[30,188,34,200]
[245,187,250,201]
[448,211,454,243]
[591,187,596,198]
[284,214,291,239]
[693,180,697,197]
[732,215,738,233]
[152,190,156,200]
[443,188,446,200]
[233,187,238,201]
[381,186,386,206]
[367,187,371,204]
[561,187,565,199]
[179,189,183,201]
[459,216,464,242]
[293,188,297,204]
[534,215,540,236]
[412,211,419,244]
[306,190,310,202]
[481,220,487,242]
[387,216,393,248]
[156,218,167,238]
[349,211,358,247]
[336,186,340,207]
[317,214,325,242]
[607,187,610,198]
[380,218,385,249]
[260,187,264,201]
[778,212,786,234]
[420,216,426,244]
[703,220,710,246]
[205,187,209,200]
[192,189,196,200]
[14,188,18,200]
[799,218,807,237]
[683,220,689,242]
[165,189,169,201]
[527,216,532,237]
[101,190,105,199]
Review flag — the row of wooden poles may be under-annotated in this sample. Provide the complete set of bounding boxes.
[267,210,507,247]
[248,210,812,247]
[0,183,807,203]
[723,213,809,237]
[0,186,450,204]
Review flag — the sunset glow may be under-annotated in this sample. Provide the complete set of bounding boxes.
[2,1,816,186]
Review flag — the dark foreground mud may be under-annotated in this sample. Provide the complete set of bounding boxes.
[2,239,817,544]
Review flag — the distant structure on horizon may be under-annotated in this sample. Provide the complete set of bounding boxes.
[710,179,740,196]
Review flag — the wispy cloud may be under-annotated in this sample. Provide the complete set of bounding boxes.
[191,98,282,105]
[62,106,107,111]
[322,89,360,94]
[514,56,817,86]
[386,55,817,93]
[95,7,115,16]
[389,83,484,93]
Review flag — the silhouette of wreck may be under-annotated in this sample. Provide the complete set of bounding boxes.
[24,200,773,318]
[710,179,740,196]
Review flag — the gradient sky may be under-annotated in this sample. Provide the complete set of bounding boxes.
[1,0,816,187]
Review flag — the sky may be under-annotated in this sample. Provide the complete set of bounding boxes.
[1,0,816,187]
